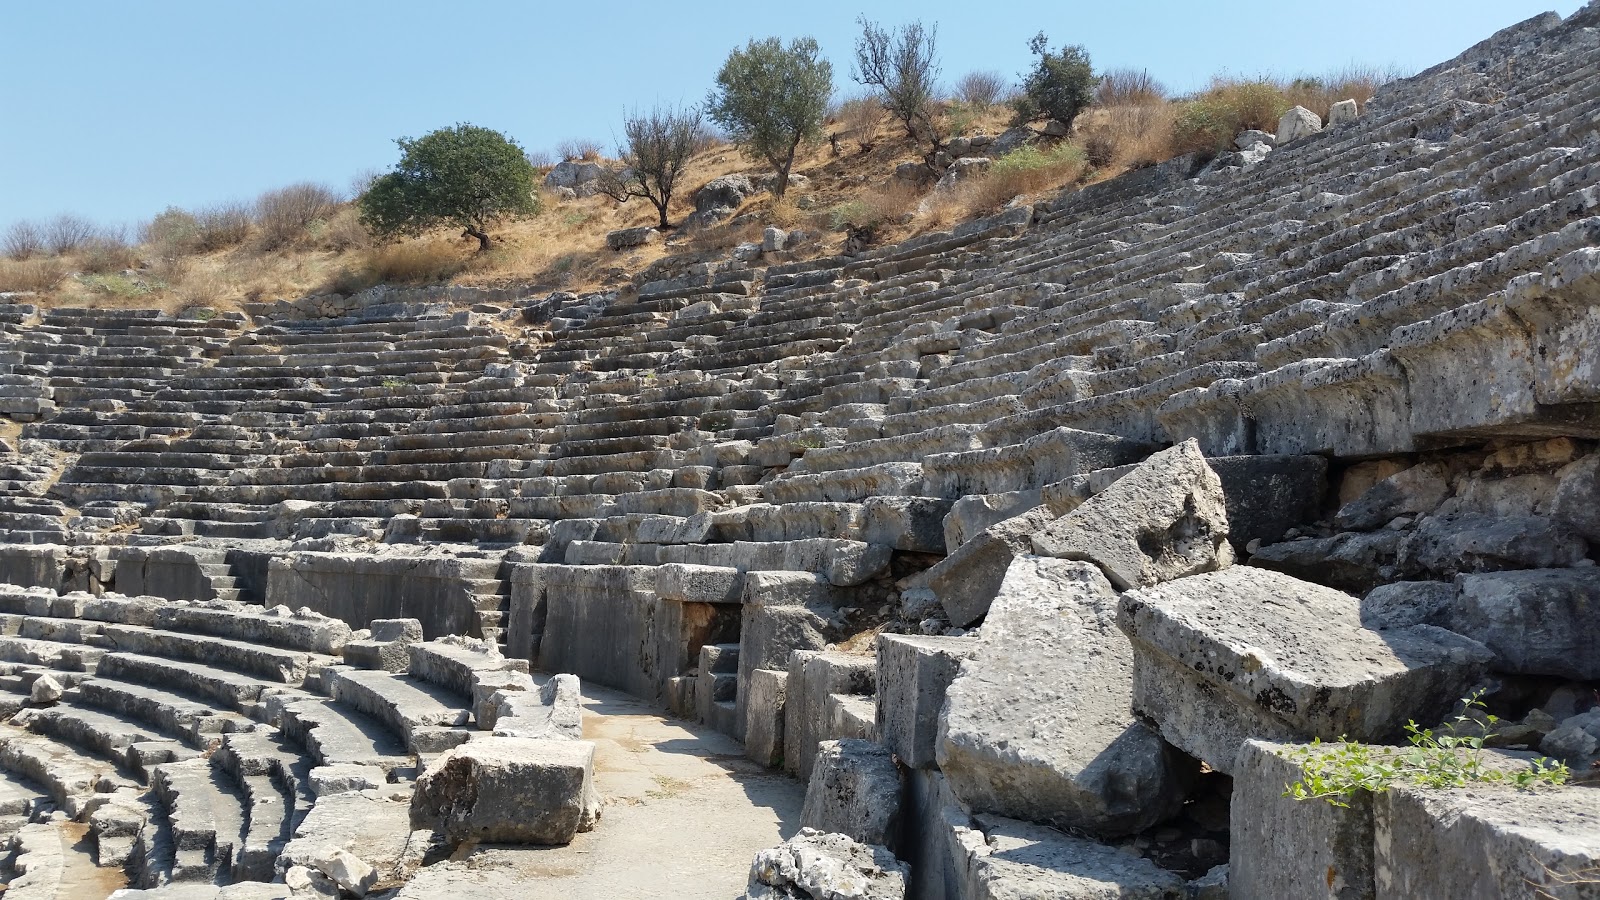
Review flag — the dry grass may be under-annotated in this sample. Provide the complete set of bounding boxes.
[0,258,68,293]
[1097,68,1167,108]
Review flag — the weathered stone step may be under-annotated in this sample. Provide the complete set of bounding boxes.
[321,666,473,755]
[152,757,246,882]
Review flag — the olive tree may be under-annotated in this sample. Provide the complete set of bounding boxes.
[599,103,706,229]
[706,37,833,199]
[852,18,942,161]
[359,123,539,253]
[1012,34,1098,133]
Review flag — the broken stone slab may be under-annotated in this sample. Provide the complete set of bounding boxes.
[921,505,1060,628]
[939,556,1193,837]
[875,634,975,769]
[1552,452,1600,542]
[1207,454,1328,547]
[492,673,584,740]
[606,226,659,251]
[1374,781,1600,900]
[1119,567,1494,773]
[1399,513,1590,576]
[1250,530,1408,594]
[1385,570,1600,680]
[745,828,908,900]
[800,739,903,849]
[411,736,599,845]
[1032,439,1233,591]
[1334,463,1452,531]
[309,847,377,897]
[947,813,1187,900]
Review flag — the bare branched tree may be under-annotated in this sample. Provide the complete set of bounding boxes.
[600,103,707,230]
[2,221,44,260]
[256,182,341,250]
[43,214,99,255]
[853,17,943,165]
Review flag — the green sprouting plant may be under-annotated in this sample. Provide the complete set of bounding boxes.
[381,376,407,389]
[795,433,825,449]
[1284,691,1570,808]
[79,273,151,298]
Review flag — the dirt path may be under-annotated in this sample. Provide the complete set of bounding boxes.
[397,683,804,899]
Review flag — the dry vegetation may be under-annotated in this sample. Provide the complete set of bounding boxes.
[0,63,1402,313]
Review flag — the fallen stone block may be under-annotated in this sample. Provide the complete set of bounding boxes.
[309,847,377,897]
[922,505,1059,628]
[875,634,975,769]
[800,739,903,848]
[1119,567,1494,772]
[1033,439,1233,591]
[948,813,1186,900]
[939,556,1193,837]
[1441,569,1600,680]
[1209,454,1328,547]
[1251,530,1408,594]
[1374,781,1600,900]
[411,736,599,845]
[1334,463,1452,531]
[745,828,908,900]
[1399,513,1590,576]
[1229,739,1376,900]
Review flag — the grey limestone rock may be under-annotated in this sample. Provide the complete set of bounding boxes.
[1032,440,1233,591]
[1552,453,1600,542]
[939,556,1193,837]
[800,739,903,848]
[1276,105,1322,143]
[411,736,599,845]
[876,633,975,769]
[1373,781,1600,900]
[949,813,1187,900]
[1400,513,1590,575]
[746,828,908,900]
[1334,463,1452,530]
[1119,566,1493,772]
[606,227,660,252]
[923,504,1060,628]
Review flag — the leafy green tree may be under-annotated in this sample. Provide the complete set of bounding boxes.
[1012,34,1098,133]
[359,123,538,253]
[706,37,833,199]
[599,103,706,229]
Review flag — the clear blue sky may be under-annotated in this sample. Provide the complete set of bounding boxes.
[2,0,1583,234]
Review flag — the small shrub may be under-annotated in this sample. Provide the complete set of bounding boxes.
[1285,692,1569,808]
[256,182,340,250]
[44,214,99,255]
[2,221,44,260]
[1084,103,1177,170]
[195,202,253,251]
[141,207,203,255]
[958,143,1088,215]
[1096,68,1166,107]
[0,257,67,292]
[524,148,555,169]
[826,180,920,231]
[1012,34,1097,132]
[1170,79,1289,156]
[79,231,139,275]
[835,95,887,151]
[955,70,1007,108]
[79,273,152,298]
[556,138,604,162]
[307,206,369,252]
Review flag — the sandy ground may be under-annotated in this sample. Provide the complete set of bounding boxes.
[395,683,805,899]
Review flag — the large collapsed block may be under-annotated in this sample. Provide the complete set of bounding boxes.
[411,736,599,845]
[1119,566,1493,772]
[800,739,903,848]
[875,634,975,769]
[940,556,1193,836]
[1032,439,1234,590]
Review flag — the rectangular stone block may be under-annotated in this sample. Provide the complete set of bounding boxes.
[875,634,975,769]
[1119,566,1493,773]
[783,650,875,781]
[744,668,788,768]
[1374,781,1600,899]
[412,736,598,845]
[1230,739,1375,900]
